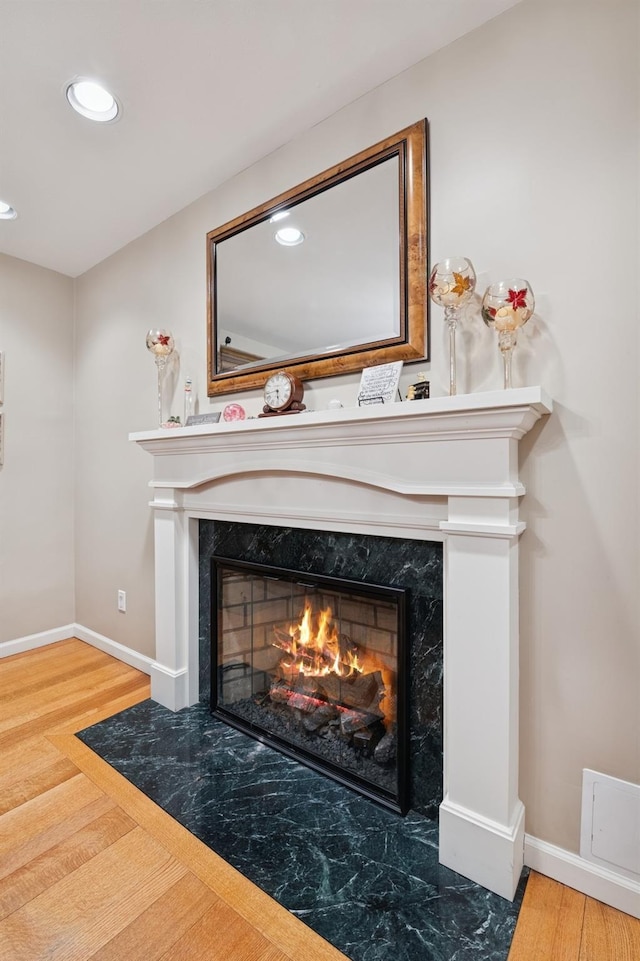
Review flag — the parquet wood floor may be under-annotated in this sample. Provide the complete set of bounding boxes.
[0,639,638,960]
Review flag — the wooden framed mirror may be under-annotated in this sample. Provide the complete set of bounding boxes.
[206,120,428,396]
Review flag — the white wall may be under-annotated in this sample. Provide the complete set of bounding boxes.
[70,0,638,858]
[0,254,75,644]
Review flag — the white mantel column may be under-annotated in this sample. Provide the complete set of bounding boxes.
[439,495,525,901]
[149,486,191,711]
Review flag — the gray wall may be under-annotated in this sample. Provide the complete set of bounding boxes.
[0,254,75,642]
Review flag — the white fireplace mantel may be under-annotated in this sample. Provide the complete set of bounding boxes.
[131,386,552,901]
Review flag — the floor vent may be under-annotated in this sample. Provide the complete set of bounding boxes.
[581,769,640,879]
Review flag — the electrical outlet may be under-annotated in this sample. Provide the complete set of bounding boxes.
[117,589,126,613]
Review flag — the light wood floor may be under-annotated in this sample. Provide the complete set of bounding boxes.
[0,640,638,960]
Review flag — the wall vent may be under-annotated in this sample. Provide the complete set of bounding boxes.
[581,769,640,880]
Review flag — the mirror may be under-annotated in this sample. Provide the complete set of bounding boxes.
[207,120,428,396]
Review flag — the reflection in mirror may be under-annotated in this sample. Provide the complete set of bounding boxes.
[216,157,400,370]
[207,120,428,395]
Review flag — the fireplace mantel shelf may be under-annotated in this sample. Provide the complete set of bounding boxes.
[131,386,551,449]
[132,385,552,902]
[131,386,552,503]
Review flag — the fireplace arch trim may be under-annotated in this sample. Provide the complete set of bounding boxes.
[149,467,526,500]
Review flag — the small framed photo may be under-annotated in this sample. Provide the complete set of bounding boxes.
[0,351,4,405]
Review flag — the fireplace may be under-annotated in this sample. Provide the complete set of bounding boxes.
[131,387,552,900]
[200,521,444,819]
[212,557,409,812]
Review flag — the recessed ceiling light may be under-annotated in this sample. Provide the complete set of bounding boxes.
[65,79,120,123]
[275,226,305,246]
[0,200,17,220]
[269,210,290,223]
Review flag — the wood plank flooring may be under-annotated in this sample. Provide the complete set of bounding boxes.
[0,639,345,961]
[507,871,640,961]
[0,639,638,960]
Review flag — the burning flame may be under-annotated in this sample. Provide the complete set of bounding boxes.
[274,602,363,678]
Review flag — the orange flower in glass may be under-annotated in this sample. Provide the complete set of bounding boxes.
[428,257,476,395]
[451,272,473,297]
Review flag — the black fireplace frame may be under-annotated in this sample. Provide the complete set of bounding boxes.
[210,556,409,814]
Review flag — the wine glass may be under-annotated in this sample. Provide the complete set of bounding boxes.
[146,329,175,426]
[428,257,476,395]
[481,279,534,389]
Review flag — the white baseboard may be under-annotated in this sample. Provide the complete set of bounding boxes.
[72,624,154,676]
[525,834,640,919]
[439,797,525,901]
[0,624,78,658]
[150,662,190,712]
[1,622,153,678]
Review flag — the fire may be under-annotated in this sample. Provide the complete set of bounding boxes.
[274,602,363,678]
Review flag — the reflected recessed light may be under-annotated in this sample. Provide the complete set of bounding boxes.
[65,79,120,122]
[269,210,290,223]
[0,200,17,220]
[275,226,305,246]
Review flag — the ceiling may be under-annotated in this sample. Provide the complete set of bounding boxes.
[0,0,518,278]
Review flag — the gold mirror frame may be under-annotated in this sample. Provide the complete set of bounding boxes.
[206,120,428,396]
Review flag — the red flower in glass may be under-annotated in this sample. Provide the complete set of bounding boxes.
[507,288,528,310]
[157,334,171,346]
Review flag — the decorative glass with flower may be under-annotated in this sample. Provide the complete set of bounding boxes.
[481,279,534,389]
[428,257,476,395]
[146,329,175,426]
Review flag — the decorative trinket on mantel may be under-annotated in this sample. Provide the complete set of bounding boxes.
[406,372,430,401]
[428,257,476,396]
[223,403,247,422]
[162,416,181,428]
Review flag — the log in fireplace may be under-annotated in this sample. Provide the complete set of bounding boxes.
[211,557,409,812]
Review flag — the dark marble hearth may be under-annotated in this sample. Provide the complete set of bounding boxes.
[77,699,527,961]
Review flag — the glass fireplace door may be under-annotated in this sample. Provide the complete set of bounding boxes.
[211,558,408,813]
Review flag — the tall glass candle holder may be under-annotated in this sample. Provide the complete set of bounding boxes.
[481,279,534,389]
[146,329,175,426]
[428,257,476,395]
